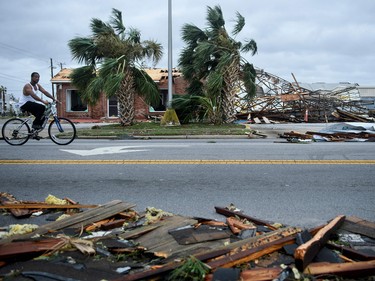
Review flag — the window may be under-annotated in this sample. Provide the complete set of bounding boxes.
[66,90,87,112]
[151,89,168,112]
[108,96,119,117]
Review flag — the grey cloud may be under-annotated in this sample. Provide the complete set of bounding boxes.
[0,0,374,98]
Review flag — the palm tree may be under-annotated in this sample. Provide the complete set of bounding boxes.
[68,8,163,125]
[176,5,257,124]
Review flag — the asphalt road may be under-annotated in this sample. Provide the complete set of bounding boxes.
[1,137,374,229]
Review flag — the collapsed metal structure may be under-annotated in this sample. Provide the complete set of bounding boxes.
[236,68,372,123]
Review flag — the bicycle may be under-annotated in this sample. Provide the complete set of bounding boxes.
[1,102,76,145]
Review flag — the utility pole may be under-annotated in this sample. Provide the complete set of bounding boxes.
[161,0,180,125]
[1,86,6,116]
[50,58,55,98]
[167,0,173,109]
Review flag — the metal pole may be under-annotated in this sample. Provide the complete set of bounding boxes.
[1,86,4,116]
[0,86,5,116]
[167,0,173,108]
[50,58,55,98]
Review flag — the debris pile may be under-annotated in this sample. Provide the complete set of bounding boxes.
[279,122,375,142]
[235,69,374,123]
[1,193,374,280]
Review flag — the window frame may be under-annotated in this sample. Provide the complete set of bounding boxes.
[65,89,88,112]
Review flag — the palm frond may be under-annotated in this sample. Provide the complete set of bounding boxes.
[241,62,257,100]
[215,52,233,72]
[181,24,207,44]
[99,56,126,77]
[85,77,105,102]
[186,78,204,95]
[172,94,203,123]
[90,18,114,37]
[206,71,224,97]
[70,66,101,104]
[68,37,99,65]
[110,8,126,38]
[70,66,96,91]
[142,40,163,64]
[241,39,257,56]
[127,27,141,44]
[102,73,125,97]
[133,68,160,105]
[178,47,195,71]
[232,12,245,36]
[193,41,217,70]
[206,5,225,30]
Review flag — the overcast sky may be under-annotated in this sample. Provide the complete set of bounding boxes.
[1,0,374,98]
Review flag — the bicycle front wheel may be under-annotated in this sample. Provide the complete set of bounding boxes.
[1,118,31,145]
[48,117,76,145]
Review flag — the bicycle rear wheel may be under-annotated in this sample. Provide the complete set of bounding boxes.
[1,118,31,145]
[48,117,76,145]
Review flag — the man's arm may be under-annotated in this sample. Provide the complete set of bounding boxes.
[38,84,57,102]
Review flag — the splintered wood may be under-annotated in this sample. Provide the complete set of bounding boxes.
[294,215,346,271]
[1,198,374,281]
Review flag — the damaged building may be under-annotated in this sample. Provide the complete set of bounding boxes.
[235,69,375,123]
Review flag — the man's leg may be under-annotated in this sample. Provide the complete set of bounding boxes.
[20,102,46,128]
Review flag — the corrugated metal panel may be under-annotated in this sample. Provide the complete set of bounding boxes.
[358,87,375,97]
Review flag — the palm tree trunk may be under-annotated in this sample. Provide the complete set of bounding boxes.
[222,59,240,123]
[117,69,135,126]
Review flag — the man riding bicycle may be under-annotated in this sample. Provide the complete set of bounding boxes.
[19,72,58,130]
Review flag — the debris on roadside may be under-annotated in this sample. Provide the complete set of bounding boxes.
[236,69,374,124]
[0,194,374,280]
[279,122,375,143]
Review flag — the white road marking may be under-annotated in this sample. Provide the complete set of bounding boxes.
[60,146,148,156]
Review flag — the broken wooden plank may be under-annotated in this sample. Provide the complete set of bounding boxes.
[168,224,232,245]
[133,215,202,258]
[327,241,375,261]
[0,194,35,218]
[101,219,127,230]
[206,267,282,281]
[253,117,262,124]
[85,218,115,232]
[113,248,231,281]
[340,216,375,239]
[226,216,256,235]
[304,260,375,278]
[294,215,346,271]
[0,238,64,261]
[215,206,277,230]
[0,200,136,245]
[206,228,300,269]
[118,224,161,240]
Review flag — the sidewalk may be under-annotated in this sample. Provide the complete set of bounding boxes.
[0,117,342,140]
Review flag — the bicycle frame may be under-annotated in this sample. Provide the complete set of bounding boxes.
[49,103,64,132]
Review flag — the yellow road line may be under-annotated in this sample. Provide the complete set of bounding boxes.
[0,160,375,165]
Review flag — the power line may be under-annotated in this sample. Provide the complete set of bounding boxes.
[0,41,50,64]
[0,72,24,83]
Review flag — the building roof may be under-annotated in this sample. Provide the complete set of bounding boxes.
[51,68,181,83]
[143,68,181,81]
[51,68,73,83]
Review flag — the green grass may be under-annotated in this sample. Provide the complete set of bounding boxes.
[77,122,248,138]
